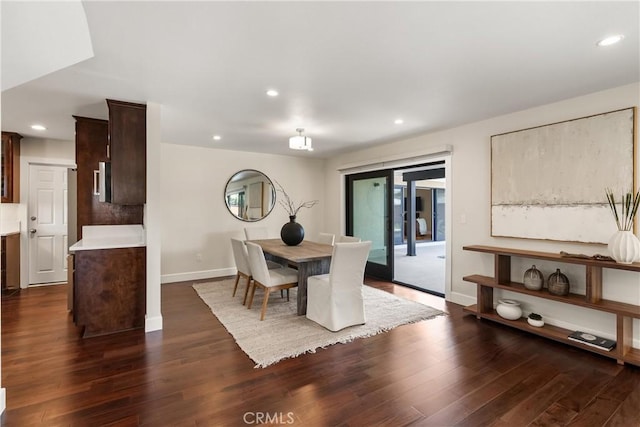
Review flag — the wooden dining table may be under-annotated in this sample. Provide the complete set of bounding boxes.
[249,239,333,315]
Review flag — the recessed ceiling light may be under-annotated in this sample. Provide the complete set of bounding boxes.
[266,89,279,97]
[213,135,222,141]
[394,119,404,125]
[31,124,46,131]
[597,35,624,47]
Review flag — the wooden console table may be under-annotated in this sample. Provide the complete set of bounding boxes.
[462,245,640,367]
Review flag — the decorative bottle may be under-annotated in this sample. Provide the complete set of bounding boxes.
[523,265,544,291]
[547,268,569,296]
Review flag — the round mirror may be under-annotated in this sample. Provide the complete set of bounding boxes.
[224,169,276,222]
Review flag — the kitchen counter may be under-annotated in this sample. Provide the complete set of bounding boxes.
[1,221,20,237]
[69,224,145,252]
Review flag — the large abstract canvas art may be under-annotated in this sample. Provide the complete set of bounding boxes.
[491,107,635,244]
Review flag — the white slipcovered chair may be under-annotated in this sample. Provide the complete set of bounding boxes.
[230,238,283,305]
[246,242,299,320]
[337,235,361,243]
[244,227,268,240]
[306,241,372,331]
[317,232,335,246]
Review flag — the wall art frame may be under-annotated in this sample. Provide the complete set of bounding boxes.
[491,107,636,244]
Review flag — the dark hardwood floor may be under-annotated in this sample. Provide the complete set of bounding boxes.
[1,278,639,426]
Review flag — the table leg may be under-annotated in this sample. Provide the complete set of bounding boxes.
[296,258,331,315]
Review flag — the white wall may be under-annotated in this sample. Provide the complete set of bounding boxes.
[159,144,325,283]
[145,102,162,332]
[325,82,640,343]
[19,137,75,161]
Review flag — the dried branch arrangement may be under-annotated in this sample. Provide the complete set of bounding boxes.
[274,181,318,217]
[605,188,640,231]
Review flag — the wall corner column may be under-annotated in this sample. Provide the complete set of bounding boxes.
[145,101,163,332]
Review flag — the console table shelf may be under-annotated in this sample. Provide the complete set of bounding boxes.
[463,245,640,367]
[463,274,640,318]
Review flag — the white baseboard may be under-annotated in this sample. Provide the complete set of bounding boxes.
[448,291,475,307]
[0,387,5,415]
[161,268,236,284]
[145,315,163,333]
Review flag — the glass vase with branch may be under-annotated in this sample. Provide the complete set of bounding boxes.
[275,181,318,246]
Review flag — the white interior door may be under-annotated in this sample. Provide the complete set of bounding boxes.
[28,164,68,284]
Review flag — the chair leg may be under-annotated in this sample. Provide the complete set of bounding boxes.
[260,288,271,320]
[232,273,241,297]
[247,282,258,309]
[242,276,252,305]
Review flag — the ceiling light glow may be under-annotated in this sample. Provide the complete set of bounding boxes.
[289,128,312,151]
[266,89,279,97]
[213,135,222,141]
[31,124,47,131]
[597,35,624,46]
[394,119,404,125]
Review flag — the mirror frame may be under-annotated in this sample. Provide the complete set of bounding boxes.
[224,169,276,222]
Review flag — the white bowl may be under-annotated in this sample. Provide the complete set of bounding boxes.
[496,299,522,320]
[527,317,544,327]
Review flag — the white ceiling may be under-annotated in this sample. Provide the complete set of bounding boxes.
[2,1,639,158]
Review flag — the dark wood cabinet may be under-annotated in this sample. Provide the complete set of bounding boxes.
[1,234,20,290]
[1,131,22,203]
[73,116,143,239]
[73,247,146,337]
[107,99,146,205]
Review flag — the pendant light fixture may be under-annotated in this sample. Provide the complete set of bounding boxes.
[289,128,312,151]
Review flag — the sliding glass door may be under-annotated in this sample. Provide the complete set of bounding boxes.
[346,169,394,280]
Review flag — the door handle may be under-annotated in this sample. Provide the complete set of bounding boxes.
[29,228,37,234]
[93,170,100,196]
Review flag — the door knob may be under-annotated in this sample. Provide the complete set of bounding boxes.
[31,216,37,221]
[29,228,37,234]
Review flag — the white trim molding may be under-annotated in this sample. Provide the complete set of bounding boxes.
[0,387,6,415]
[161,267,236,284]
[337,145,452,173]
[145,315,163,333]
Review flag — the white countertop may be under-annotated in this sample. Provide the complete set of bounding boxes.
[1,221,20,237]
[69,224,146,252]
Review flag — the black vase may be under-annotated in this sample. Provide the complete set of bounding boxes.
[281,215,304,246]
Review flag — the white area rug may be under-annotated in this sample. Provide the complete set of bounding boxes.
[193,279,446,368]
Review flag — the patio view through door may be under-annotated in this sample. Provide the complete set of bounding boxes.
[346,161,447,296]
[393,165,446,296]
[346,169,394,280]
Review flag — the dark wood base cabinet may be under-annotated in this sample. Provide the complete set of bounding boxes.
[1,234,20,290]
[73,247,146,338]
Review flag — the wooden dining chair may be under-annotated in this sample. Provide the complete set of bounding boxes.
[246,242,299,320]
[230,238,254,305]
[306,241,371,331]
[231,238,283,305]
